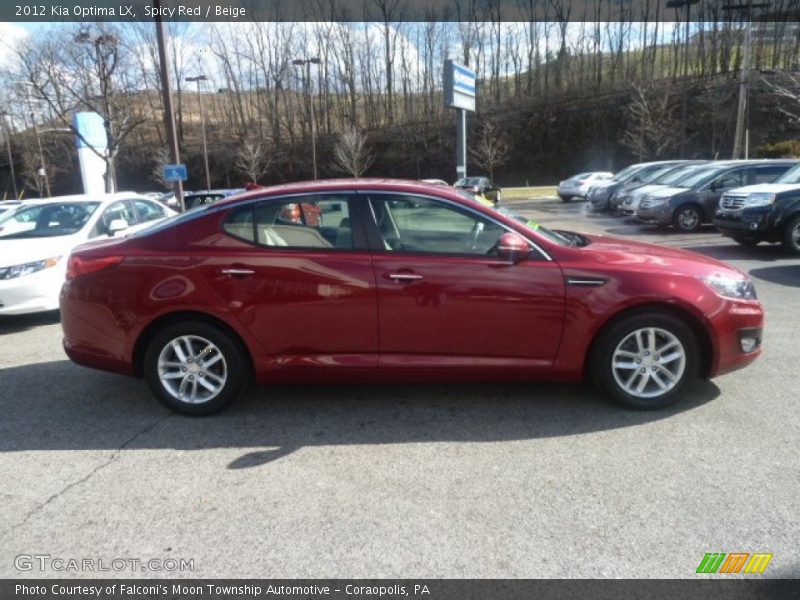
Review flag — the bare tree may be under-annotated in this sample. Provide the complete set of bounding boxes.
[620,82,681,160]
[333,126,374,177]
[469,119,511,179]
[235,139,271,183]
[762,70,800,124]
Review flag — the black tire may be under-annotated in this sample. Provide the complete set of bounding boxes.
[782,214,800,255]
[590,310,699,410]
[731,234,760,247]
[559,193,571,203]
[672,204,704,232]
[143,320,249,416]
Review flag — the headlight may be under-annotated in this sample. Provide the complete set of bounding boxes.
[0,256,61,280]
[745,192,776,207]
[703,274,757,300]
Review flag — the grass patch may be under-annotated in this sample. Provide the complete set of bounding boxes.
[502,186,558,201]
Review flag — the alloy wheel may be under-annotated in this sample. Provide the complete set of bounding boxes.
[611,327,686,399]
[157,335,228,404]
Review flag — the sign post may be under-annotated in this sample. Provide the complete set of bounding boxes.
[443,59,476,182]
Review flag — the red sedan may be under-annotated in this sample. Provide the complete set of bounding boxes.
[60,179,763,415]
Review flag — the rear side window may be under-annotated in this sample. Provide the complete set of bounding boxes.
[222,195,354,249]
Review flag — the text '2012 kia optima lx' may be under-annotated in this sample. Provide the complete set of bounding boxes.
[59,180,764,415]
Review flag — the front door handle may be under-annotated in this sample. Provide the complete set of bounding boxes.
[221,268,255,277]
[387,273,423,282]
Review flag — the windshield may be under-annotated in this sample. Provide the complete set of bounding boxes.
[639,165,681,184]
[656,165,705,185]
[675,166,729,189]
[0,202,100,239]
[613,164,645,182]
[776,163,800,184]
[455,177,482,187]
[494,205,575,246]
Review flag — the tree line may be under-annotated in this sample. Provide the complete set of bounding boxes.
[2,3,800,197]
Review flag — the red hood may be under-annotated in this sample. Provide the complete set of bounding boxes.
[575,234,744,277]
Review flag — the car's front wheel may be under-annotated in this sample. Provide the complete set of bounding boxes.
[143,321,249,415]
[673,204,703,232]
[591,311,699,409]
[783,215,800,255]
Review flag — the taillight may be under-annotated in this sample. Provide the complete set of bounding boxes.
[66,255,124,280]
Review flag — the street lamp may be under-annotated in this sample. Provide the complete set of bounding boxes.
[292,57,321,180]
[186,74,211,190]
[666,0,700,158]
[723,1,772,159]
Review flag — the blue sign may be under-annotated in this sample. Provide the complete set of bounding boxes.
[164,164,187,182]
[443,60,476,112]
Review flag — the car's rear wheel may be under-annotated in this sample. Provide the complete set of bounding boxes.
[591,311,699,409]
[731,234,760,247]
[144,321,248,415]
[782,215,800,255]
[673,204,703,232]
[559,193,571,203]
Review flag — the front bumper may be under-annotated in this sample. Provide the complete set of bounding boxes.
[636,204,672,225]
[711,300,764,377]
[714,207,778,240]
[0,266,65,315]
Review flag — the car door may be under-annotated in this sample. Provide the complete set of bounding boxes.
[363,192,566,370]
[195,193,378,369]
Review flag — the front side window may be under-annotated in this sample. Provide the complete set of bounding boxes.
[223,195,353,249]
[92,201,136,238]
[753,166,790,184]
[367,194,505,255]
[714,169,745,190]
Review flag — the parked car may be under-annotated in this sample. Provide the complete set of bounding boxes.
[420,179,449,186]
[60,179,763,415]
[557,171,613,202]
[636,160,797,232]
[183,189,246,210]
[715,161,800,253]
[587,161,688,211]
[611,161,707,212]
[454,176,501,204]
[0,193,176,315]
[618,163,710,216]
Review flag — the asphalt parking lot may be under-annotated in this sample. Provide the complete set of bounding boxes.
[1,197,798,579]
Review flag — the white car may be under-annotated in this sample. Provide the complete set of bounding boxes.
[0,200,22,216]
[0,193,177,315]
[558,171,613,202]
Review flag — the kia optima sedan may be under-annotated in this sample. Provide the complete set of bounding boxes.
[60,180,764,415]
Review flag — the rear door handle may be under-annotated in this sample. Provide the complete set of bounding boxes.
[221,268,255,277]
[388,273,423,282]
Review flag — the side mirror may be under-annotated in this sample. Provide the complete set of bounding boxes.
[496,232,531,264]
[108,218,128,235]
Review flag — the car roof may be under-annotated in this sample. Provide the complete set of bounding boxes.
[213,178,470,208]
[20,192,151,205]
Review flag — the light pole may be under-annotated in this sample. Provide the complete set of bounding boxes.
[723,1,771,159]
[154,0,184,210]
[667,0,700,159]
[15,81,50,198]
[186,74,211,190]
[293,57,321,180]
[0,112,19,199]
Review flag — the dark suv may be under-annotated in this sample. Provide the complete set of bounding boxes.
[635,160,797,232]
[715,162,800,253]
